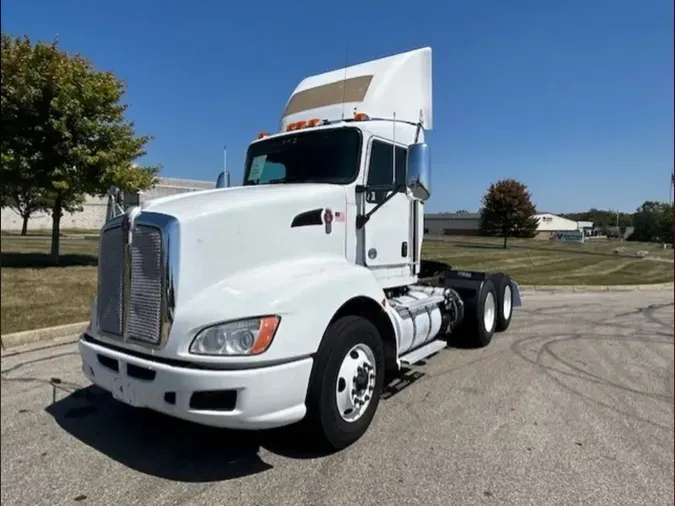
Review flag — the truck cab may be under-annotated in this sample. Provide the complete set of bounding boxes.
[79,47,522,450]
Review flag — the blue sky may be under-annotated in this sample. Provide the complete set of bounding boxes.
[2,0,672,213]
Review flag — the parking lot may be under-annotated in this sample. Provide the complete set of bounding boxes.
[1,290,673,506]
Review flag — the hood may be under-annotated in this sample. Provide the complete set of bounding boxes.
[140,184,349,303]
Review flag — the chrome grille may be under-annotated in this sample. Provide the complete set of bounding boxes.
[127,225,163,344]
[97,226,124,335]
[95,212,178,348]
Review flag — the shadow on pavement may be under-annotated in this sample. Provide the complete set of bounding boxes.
[45,385,331,483]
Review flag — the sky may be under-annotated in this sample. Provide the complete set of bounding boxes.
[1,0,673,214]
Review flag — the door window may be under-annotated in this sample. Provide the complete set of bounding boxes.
[366,140,407,203]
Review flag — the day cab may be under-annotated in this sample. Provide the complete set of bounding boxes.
[78,46,522,450]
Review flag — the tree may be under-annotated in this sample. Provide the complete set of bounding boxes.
[561,208,633,229]
[0,155,48,235]
[631,201,673,243]
[479,178,539,248]
[658,203,674,244]
[1,33,159,263]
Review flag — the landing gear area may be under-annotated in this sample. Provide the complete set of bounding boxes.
[418,263,517,348]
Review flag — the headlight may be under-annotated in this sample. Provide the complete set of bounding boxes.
[189,316,280,356]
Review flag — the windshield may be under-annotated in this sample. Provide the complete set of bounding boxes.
[243,127,361,186]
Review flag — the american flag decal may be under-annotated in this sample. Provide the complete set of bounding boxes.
[335,211,346,222]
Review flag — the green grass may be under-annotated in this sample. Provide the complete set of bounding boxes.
[423,236,674,286]
[1,235,672,334]
[1,237,98,335]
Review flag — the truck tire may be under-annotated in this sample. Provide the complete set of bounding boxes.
[305,315,385,451]
[464,279,498,348]
[491,273,514,332]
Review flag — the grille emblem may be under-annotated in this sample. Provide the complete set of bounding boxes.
[324,208,333,235]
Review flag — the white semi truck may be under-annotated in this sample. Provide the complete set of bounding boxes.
[79,47,522,450]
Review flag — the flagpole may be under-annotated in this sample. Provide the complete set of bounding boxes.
[224,145,231,188]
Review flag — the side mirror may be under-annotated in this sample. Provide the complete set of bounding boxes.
[106,185,124,220]
[216,171,231,188]
[406,142,431,201]
[215,171,226,188]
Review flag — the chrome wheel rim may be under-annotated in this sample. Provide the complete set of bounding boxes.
[335,344,377,423]
[483,291,496,331]
[503,285,513,320]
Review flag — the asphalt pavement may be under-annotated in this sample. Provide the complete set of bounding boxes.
[1,290,673,506]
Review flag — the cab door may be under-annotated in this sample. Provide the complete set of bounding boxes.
[362,137,413,280]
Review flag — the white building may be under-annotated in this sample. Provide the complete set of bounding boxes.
[533,213,579,237]
[576,220,594,237]
[1,177,215,232]
[424,212,481,236]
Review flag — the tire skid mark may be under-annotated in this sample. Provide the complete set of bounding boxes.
[510,333,672,431]
[1,351,79,376]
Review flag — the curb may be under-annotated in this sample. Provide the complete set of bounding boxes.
[518,282,674,293]
[0,333,81,357]
[0,321,88,350]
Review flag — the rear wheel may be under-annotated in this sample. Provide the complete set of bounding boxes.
[463,279,498,348]
[491,273,514,332]
[305,315,385,451]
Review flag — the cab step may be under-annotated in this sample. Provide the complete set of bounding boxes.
[399,339,447,365]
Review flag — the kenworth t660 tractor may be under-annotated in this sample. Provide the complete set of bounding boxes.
[79,47,522,450]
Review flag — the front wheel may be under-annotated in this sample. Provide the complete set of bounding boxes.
[305,315,385,451]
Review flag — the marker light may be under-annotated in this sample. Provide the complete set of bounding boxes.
[257,132,270,139]
[286,120,309,131]
[353,112,369,121]
[285,119,326,132]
